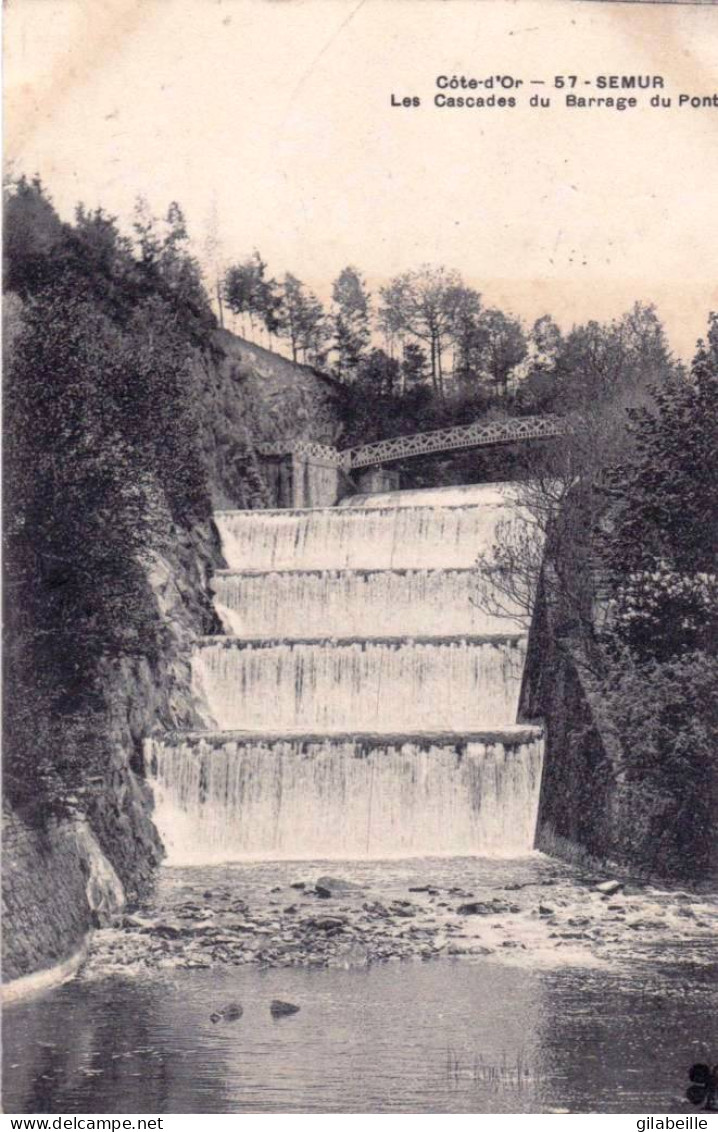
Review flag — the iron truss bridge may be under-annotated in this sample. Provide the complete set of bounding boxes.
[257,414,567,471]
[343,415,567,470]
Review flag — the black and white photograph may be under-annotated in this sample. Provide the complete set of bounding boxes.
[2,0,718,1117]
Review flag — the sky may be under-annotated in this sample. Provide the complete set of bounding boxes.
[5,0,718,360]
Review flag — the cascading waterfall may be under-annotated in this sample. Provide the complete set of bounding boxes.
[146,480,544,862]
[146,732,544,863]
[213,568,523,639]
[215,500,529,572]
[193,637,526,732]
[338,482,521,509]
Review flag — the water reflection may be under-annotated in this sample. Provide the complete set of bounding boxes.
[5,959,716,1113]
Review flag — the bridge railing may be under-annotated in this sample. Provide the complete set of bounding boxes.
[343,415,567,470]
[256,414,567,472]
[256,439,346,466]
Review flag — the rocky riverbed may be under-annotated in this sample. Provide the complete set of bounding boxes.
[80,856,718,982]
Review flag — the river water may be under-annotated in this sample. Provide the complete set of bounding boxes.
[5,855,717,1114]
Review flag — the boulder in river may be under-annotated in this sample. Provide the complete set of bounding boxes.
[122,913,156,931]
[152,920,191,939]
[621,883,646,896]
[210,1002,243,1023]
[457,899,511,915]
[595,880,623,896]
[270,1000,300,1018]
[303,916,346,932]
[314,885,332,899]
[390,902,416,918]
[316,876,365,894]
[363,900,390,917]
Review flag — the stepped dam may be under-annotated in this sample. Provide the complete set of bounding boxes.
[145,482,544,862]
[10,481,718,1117]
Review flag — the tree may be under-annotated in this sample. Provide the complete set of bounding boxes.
[3,180,216,817]
[72,205,134,279]
[401,342,429,390]
[331,266,371,381]
[474,303,712,663]
[602,313,718,659]
[530,314,563,363]
[474,510,545,630]
[277,273,328,365]
[224,251,281,341]
[224,256,259,334]
[202,198,227,328]
[526,314,563,382]
[553,303,675,413]
[132,198,214,336]
[132,196,163,267]
[301,293,330,367]
[515,316,564,413]
[600,650,718,878]
[471,308,675,643]
[478,308,528,397]
[376,277,405,359]
[379,265,462,397]
[446,285,484,386]
[593,316,718,875]
[4,286,160,805]
[3,175,64,296]
[356,347,400,397]
[278,273,306,362]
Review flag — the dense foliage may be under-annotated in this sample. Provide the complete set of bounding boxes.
[537,318,717,876]
[468,297,717,877]
[601,651,718,876]
[597,323,718,875]
[3,178,216,812]
[603,315,718,660]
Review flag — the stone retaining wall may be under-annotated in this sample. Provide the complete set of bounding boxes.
[2,808,92,986]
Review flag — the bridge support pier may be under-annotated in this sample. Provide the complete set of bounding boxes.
[259,452,345,508]
[354,466,401,496]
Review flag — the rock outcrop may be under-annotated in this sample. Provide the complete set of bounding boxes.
[519,566,718,883]
[2,328,345,993]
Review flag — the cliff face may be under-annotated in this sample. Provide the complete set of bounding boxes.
[519,590,622,867]
[86,513,225,902]
[520,569,718,884]
[2,811,93,986]
[196,331,346,509]
[2,328,345,990]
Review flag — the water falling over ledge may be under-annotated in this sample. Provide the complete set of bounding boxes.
[192,636,527,732]
[213,568,523,639]
[145,731,544,864]
[215,501,532,572]
[149,480,545,863]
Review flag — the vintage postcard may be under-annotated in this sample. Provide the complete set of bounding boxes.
[3,0,717,1119]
